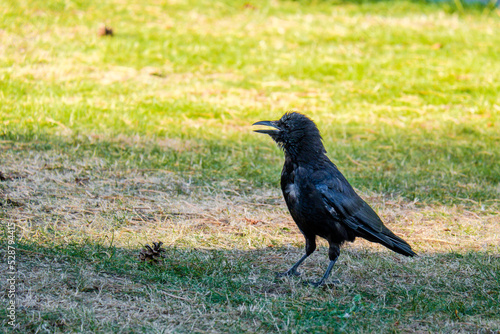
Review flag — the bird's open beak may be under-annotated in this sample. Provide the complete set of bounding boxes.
[252,120,280,135]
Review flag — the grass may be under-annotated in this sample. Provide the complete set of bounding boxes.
[1,0,500,203]
[1,0,499,332]
[0,153,498,332]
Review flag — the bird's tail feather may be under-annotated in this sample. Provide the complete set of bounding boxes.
[347,202,416,257]
[357,225,416,257]
[383,232,416,257]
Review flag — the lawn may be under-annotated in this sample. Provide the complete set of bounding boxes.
[1,0,499,332]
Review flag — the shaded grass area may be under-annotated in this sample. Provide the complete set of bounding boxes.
[1,239,499,333]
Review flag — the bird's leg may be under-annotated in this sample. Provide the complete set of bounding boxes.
[277,236,316,278]
[307,258,338,287]
[307,244,340,287]
[277,253,308,277]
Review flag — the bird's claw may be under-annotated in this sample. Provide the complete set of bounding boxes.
[303,279,324,287]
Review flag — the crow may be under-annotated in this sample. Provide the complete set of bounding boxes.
[253,112,415,286]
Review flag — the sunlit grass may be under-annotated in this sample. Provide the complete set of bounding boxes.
[1,0,499,204]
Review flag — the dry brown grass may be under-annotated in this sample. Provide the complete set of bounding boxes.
[1,148,498,252]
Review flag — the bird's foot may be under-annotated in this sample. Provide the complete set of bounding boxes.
[276,270,301,278]
[303,279,325,287]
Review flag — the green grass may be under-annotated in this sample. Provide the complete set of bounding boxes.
[1,0,500,332]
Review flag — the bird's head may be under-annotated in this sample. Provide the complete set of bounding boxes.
[253,112,326,159]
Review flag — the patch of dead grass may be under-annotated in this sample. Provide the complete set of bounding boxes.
[1,147,498,253]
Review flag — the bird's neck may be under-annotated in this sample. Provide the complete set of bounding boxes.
[284,141,326,163]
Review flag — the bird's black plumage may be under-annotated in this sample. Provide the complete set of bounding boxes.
[254,112,415,286]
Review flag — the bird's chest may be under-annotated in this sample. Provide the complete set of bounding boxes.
[281,164,323,221]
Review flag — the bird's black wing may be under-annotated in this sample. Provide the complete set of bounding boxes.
[313,167,415,256]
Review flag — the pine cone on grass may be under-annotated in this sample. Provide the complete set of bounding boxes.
[138,241,166,264]
[98,24,114,37]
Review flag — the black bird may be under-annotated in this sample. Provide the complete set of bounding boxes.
[253,112,415,286]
